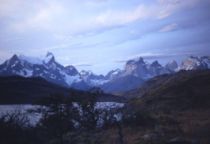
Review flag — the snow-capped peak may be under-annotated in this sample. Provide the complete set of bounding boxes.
[201,56,210,69]
[165,60,178,72]
[80,70,92,76]
[10,54,19,62]
[106,69,122,79]
[126,57,145,66]
[151,60,161,67]
[5,54,20,66]
[110,69,121,75]
[19,55,42,65]
[65,65,79,76]
[44,52,55,64]
[180,56,208,70]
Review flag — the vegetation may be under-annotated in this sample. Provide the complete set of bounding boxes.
[0,92,125,144]
[0,70,210,144]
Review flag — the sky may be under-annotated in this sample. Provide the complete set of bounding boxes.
[0,0,210,74]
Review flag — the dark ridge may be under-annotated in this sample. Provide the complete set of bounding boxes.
[127,70,210,111]
[0,76,125,104]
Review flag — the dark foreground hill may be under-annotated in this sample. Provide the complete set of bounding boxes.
[128,70,210,110]
[0,76,124,104]
[122,70,210,143]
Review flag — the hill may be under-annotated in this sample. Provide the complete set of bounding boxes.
[0,76,124,104]
[128,70,210,110]
[122,70,210,143]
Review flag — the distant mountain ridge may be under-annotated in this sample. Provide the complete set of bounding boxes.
[0,52,210,92]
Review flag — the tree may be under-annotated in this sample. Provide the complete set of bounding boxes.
[38,94,79,144]
[0,110,33,144]
[78,93,99,130]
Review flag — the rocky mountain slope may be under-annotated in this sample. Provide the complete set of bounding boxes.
[180,56,210,70]
[0,52,90,90]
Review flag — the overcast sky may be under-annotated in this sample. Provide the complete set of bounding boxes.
[0,0,210,74]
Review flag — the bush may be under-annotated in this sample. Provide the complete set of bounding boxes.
[0,111,36,144]
[122,110,155,127]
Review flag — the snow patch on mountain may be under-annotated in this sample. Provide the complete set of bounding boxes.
[24,69,33,77]
[89,79,109,86]
[62,71,81,85]
[11,61,19,68]
[180,56,209,70]
[80,70,109,86]
[19,55,42,65]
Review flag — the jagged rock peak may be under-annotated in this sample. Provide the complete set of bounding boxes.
[151,60,161,67]
[44,52,55,64]
[165,60,178,72]
[126,57,145,65]
[180,56,208,70]
[10,54,19,61]
[167,60,178,65]
[46,52,54,57]
[6,54,20,65]
[65,65,76,70]
[136,57,144,63]
[65,65,79,75]
[106,68,122,79]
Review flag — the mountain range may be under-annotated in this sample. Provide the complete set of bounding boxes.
[0,52,210,93]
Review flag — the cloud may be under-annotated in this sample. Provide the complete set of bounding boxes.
[94,4,154,27]
[114,53,166,63]
[0,49,13,64]
[157,0,200,19]
[114,52,194,64]
[6,2,154,34]
[12,1,63,32]
[0,0,25,17]
[74,63,93,67]
[159,23,178,32]
[6,0,200,36]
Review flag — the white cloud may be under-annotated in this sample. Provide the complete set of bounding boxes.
[74,63,93,67]
[0,0,25,17]
[115,52,165,63]
[10,2,156,35]
[0,49,13,64]
[159,23,178,32]
[5,0,201,35]
[94,4,155,27]
[12,1,63,32]
[157,0,200,19]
